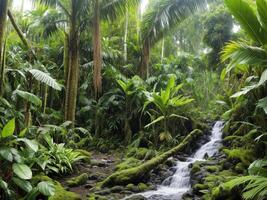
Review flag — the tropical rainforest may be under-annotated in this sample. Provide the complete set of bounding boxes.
[0,0,267,199]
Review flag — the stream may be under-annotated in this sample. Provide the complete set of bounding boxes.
[125,121,224,200]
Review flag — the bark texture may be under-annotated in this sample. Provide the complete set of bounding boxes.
[0,0,8,95]
[139,38,150,79]
[93,0,102,99]
[64,0,80,124]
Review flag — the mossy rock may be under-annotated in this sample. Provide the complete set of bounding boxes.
[223,148,255,166]
[234,162,246,174]
[191,164,201,173]
[32,175,81,200]
[138,183,148,191]
[126,183,139,192]
[67,173,89,187]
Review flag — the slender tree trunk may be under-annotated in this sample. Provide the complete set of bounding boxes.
[20,0,25,12]
[0,0,8,96]
[93,0,102,99]
[64,0,79,124]
[123,8,129,63]
[63,33,69,85]
[43,85,48,114]
[0,39,7,95]
[161,37,165,63]
[139,38,150,79]
[8,10,36,59]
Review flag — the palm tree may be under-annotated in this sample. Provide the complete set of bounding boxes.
[139,0,210,79]
[0,0,9,95]
[92,0,141,98]
[222,0,267,106]
[36,0,90,124]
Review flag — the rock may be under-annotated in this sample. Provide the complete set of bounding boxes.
[138,183,148,191]
[126,195,147,200]
[95,189,111,195]
[110,186,124,192]
[126,184,139,192]
[84,183,94,189]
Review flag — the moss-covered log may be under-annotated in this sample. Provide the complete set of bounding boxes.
[101,129,203,187]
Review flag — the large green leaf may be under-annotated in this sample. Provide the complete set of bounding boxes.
[258,69,267,86]
[12,177,32,192]
[256,0,267,31]
[1,118,15,138]
[12,163,32,180]
[17,138,39,152]
[29,69,62,91]
[225,0,266,45]
[0,147,13,162]
[37,181,55,196]
[13,89,42,107]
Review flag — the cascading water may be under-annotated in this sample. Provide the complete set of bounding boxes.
[124,121,224,200]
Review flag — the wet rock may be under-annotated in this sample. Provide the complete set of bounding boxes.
[84,183,94,189]
[126,195,147,200]
[95,189,111,195]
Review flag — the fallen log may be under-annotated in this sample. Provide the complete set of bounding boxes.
[101,129,203,187]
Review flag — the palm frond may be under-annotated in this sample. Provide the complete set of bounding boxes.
[29,69,62,91]
[221,41,267,73]
[141,0,208,45]
[225,0,267,45]
[256,0,267,32]
[101,0,141,21]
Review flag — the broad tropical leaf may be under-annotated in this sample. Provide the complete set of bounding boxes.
[1,118,15,138]
[256,0,267,32]
[12,177,32,192]
[37,181,55,196]
[13,89,42,106]
[12,163,32,180]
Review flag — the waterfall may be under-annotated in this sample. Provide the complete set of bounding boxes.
[124,121,224,200]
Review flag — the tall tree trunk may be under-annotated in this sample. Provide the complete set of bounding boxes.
[93,0,102,99]
[64,0,79,124]
[0,0,8,96]
[123,8,129,63]
[139,38,150,79]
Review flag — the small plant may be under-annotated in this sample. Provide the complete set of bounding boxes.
[36,134,88,174]
[143,74,193,144]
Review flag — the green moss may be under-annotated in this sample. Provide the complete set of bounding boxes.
[191,164,201,173]
[32,175,81,200]
[193,183,208,190]
[206,165,220,173]
[67,173,89,187]
[223,148,255,165]
[233,124,250,136]
[138,183,148,191]
[234,162,246,173]
[115,157,141,171]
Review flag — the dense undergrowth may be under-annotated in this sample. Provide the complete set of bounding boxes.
[0,0,267,199]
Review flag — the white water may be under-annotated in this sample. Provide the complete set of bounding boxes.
[125,121,224,200]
